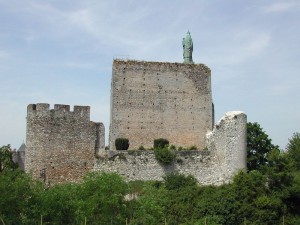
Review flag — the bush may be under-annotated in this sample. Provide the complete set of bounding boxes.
[169,145,176,150]
[115,138,129,150]
[154,147,176,165]
[154,138,169,149]
[164,173,198,190]
[188,145,197,150]
[138,145,145,150]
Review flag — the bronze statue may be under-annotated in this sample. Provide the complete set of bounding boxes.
[182,31,194,64]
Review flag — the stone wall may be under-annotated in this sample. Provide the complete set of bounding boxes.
[206,111,247,180]
[25,103,105,184]
[94,150,225,185]
[24,106,246,185]
[95,111,247,185]
[109,60,213,150]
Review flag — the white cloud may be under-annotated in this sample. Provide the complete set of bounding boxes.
[262,2,299,13]
[205,29,270,66]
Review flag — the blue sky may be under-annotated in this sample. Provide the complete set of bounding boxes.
[0,0,299,150]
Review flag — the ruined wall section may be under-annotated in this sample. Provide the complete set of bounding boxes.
[95,111,247,185]
[206,111,247,182]
[109,60,213,150]
[25,103,104,184]
[94,150,225,185]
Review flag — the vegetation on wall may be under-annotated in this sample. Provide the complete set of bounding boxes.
[115,138,129,150]
[153,138,169,149]
[153,139,176,165]
[154,147,176,165]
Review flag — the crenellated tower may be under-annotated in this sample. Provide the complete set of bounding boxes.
[26,103,105,184]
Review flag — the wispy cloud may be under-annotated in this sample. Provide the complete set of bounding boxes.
[262,2,299,13]
[205,29,270,66]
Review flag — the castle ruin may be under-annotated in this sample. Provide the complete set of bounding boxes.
[23,32,247,185]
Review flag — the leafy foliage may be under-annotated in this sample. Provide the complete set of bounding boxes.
[153,138,169,148]
[154,147,176,165]
[0,169,42,224]
[163,172,197,190]
[247,122,279,171]
[286,132,300,170]
[115,138,129,150]
[0,145,18,172]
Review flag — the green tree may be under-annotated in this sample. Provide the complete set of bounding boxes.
[0,170,42,225]
[77,172,128,225]
[0,145,18,172]
[286,132,300,170]
[163,173,199,225]
[128,182,165,225]
[38,183,79,225]
[232,170,271,224]
[247,122,279,171]
[195,185,237,225]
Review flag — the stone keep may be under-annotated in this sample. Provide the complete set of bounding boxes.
[25,103,104,184]
[109,60,213,150]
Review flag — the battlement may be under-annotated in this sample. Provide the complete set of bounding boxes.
[27,103,90,121]
[26,103,105,184]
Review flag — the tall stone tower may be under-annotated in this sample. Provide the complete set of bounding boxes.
[109,37,213,150]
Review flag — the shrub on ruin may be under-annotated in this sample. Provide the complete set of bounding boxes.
[154,138,169,149]
[188,145,197,150]
[138,145,145,150]
[115,138,129,150]
[169,145,176,150]
[154,147,176,165]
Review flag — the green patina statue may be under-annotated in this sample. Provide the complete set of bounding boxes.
[182,31,194,64]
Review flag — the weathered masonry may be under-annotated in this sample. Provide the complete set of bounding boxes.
[25,103,104,184]
[24,31,247,185]
[109,60,213,150]
[96,111,247,185]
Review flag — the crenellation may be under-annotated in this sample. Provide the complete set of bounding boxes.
[27,103,50,118]
[36,103,50,113]
[74,106,90,121]
[54,104,70,111]
[26,103,104,184]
